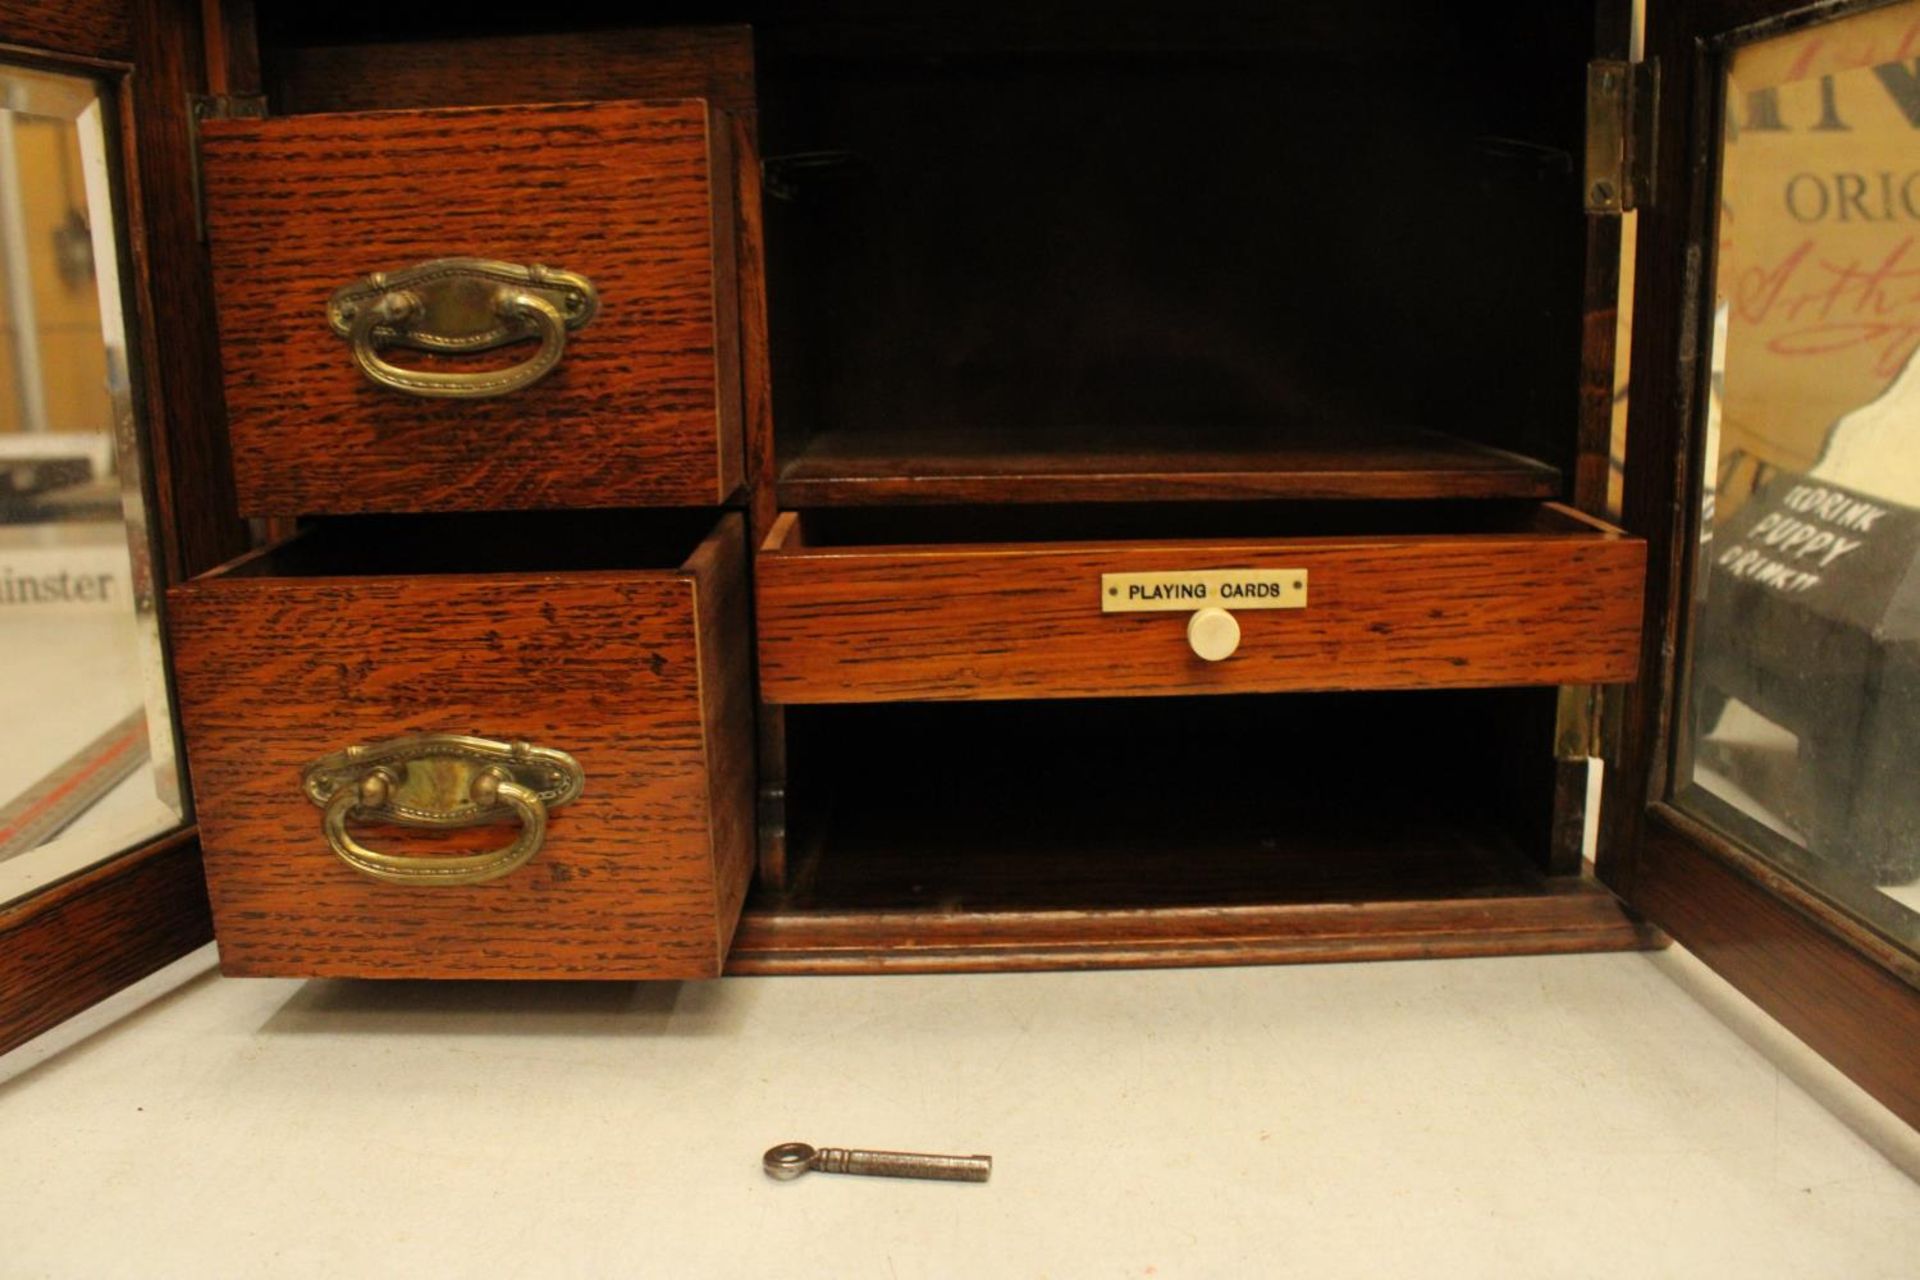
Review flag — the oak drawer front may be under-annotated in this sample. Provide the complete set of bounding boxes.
[168,516,752,978]
[201,99,742,515]
[757,506,1645,703]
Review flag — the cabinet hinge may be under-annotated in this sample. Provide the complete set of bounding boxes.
[1555,684,1603,761]
[187,93,267,241]
[1585,58,1659,214]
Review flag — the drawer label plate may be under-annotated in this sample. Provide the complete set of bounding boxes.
[1100,569,1309,613]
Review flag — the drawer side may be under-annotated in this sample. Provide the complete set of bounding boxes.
[688,515,756,956]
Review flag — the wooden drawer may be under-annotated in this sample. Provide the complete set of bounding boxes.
[757,505,1645,703]
[168,513,752,978]
[200,99,744,515]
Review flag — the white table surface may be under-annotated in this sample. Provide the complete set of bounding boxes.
[1,944,1915,1279]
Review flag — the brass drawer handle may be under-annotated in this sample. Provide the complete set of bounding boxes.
[326,258,599,400]
[302,734,585,886]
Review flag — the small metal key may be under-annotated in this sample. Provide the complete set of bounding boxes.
[763,1141,991,1183]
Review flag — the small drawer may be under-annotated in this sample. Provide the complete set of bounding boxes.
[168,513,752,978]
[200,99,745,515]
[756,504,1645,703]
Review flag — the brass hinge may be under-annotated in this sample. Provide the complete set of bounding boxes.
[1585,59,1659,213]
[187,92,267,241]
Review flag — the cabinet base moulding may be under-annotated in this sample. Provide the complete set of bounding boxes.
[725,883,1660,975]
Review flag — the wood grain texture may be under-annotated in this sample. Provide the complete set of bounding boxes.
[1631,808,1920,1130]
[728,884,1654,975]
[241,19,763,516]
[0,830,212,1056]
[778,424,1563,507]
[707,110,745,505]
[732,110,777,538]
[689,516,756,956]
[757,505,1645,703]
[167,517,752,978]
[201,99,740,514]
[129,0,251,582]
[0,0,129,60]
[264,25,756,115]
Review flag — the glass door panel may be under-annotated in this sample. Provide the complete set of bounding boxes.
[1680,0,1920,947]
[0,64,184,905]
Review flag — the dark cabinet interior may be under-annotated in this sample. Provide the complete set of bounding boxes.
[754,3,1592,506]
[774,689,1572,912]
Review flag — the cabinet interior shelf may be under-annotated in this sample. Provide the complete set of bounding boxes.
[727,690,1646,974]
[776,423,1562,507]
[729,792,1645,974]
[769,808,1554,914]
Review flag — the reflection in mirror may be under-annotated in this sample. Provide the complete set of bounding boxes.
[0,65,182,905]
[1681,0,1920,948]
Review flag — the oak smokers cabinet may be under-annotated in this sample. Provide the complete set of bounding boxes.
[1,0,1914,1130]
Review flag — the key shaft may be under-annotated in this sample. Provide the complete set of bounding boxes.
[816,1146,991,1181]
[763,1142,991,1183]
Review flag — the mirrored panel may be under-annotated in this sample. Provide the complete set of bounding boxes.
[0,64,183,905]
[1680,0,1920,946]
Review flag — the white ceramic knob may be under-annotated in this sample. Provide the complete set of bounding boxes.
[1186,608,1240,662]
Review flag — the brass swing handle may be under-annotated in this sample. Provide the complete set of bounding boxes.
[322,767,547,886]
[302,734,585,887]
[326,258,599,400]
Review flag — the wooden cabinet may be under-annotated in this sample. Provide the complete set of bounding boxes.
[0,0,1912,1132]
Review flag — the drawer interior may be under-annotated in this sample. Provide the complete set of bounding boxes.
[217,510,730,579]
[766,688,1568,913]
[770,500,1616,552]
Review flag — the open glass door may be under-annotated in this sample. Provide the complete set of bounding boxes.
[1602,0,1920,1127]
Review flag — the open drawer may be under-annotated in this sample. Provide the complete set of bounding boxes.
[168,512,753,978]
[200,98,745,515]
[756,503,1645,703]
